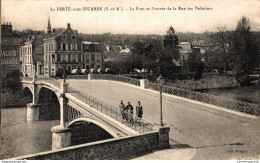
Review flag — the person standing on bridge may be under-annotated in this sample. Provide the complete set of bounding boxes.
[136,101,143,118]
[126,102,134,125]
[119,100,127,121]
[136,101,143,125]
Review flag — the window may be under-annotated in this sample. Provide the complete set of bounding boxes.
[78,54,81,62]
[68,54,71,62]
[71,54,76,62]
[49,44,51,51]
[57,54,60,62]
[72,35,76,41]
[91,54,95,62]
[52,54,55,63]
[62,34,66,40]
[62,43,66,51]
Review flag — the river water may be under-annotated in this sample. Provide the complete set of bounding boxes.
[0,107,59,159]
[198,85,260,104]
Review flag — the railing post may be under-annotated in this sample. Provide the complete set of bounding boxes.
[140,79,149,89]
[88,74,91,80]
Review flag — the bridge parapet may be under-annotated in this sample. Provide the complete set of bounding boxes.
[90,74,140,86]
[67,85,154,133]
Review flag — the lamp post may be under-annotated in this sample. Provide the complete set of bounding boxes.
[157,74,165,126]
[63,68,67,83]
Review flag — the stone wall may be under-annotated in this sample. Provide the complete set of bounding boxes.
[12,131,159,160]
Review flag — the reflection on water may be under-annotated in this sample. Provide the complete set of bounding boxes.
[1,107,59,159]
[197,85,260,104]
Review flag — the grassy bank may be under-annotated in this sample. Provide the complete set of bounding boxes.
[167,75,241,90]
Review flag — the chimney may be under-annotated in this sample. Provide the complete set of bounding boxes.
[67,23,71,29]
[52,28,56,33]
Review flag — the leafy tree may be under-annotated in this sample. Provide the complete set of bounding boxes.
[2,70,22,94]
[163,26,179,48]
[185,48,205,78]
[232,17,259,73]
[158,26,180,79]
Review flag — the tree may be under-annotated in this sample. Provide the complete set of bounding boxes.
[163,26,179,48]
[232,17,259,73]
[2,70,22,94]
[185,48,205,78]
[210,26,232,74]
[159,26,179,79]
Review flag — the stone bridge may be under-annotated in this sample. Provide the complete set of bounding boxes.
[21,76,170,152]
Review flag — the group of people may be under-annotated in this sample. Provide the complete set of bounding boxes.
[119,100,143,125]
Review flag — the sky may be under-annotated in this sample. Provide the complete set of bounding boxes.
[1,0,260,35]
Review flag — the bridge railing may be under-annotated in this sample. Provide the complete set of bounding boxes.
[67,86,153,133]
[90,74,140,86]
[146,81,260,116]
[22,77,62,89]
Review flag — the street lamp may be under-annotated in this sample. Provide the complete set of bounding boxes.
[63,68,67,83]
[157,74,165,126]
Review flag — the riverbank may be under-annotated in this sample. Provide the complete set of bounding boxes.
[167,75,241,90]
[197,85,260,104]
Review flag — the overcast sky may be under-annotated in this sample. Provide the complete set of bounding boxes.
[1,0,260,34]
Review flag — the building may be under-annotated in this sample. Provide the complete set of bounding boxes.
[81,41,103,70]
[20,35,45,76]
[1,22,22,76]
[176,42,192,67]
[43,22,103,76]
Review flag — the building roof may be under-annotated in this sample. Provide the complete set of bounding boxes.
[44,28,65,39]
[179,42,192,53]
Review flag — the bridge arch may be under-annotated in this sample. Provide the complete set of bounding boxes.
[37,86,60,120]
[68,117,117,146]
[22,86,33,104]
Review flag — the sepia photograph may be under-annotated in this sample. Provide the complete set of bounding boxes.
[1,0,260,161]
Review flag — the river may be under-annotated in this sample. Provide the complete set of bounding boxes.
[0,107,59,159]
[197,85,260,104]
